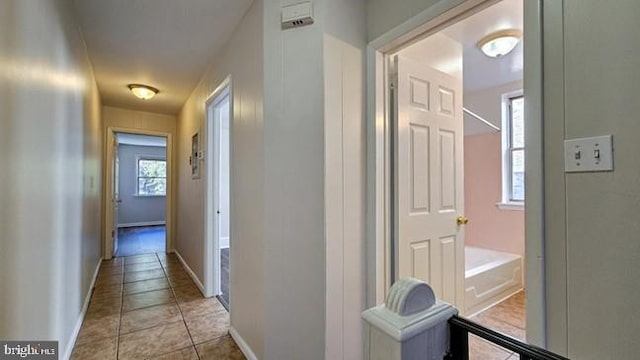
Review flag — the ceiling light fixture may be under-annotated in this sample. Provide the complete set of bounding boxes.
[477,29,522,58]
[128,84,159,100]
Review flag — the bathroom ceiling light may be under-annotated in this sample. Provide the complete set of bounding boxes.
[128,84,159,100]
[477,29,522,58]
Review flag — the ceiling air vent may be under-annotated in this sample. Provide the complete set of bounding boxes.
[281,2,314,29]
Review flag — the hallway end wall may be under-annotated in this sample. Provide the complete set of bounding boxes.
[117,144,167,226]
[0,0,103,356]
[175,1,264,358]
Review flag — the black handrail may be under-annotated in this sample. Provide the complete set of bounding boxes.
[446,315,570,360]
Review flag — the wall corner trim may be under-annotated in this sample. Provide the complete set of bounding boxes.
[62,260,102,360]
[229,327,258,360]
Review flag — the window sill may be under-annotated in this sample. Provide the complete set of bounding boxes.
[133,194,166,198]
[496,202,524,211]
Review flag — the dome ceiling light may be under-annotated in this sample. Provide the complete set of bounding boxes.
[477,29,522,58]
[128,84,159,100]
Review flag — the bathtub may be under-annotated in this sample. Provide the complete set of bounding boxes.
[464,246,523,316]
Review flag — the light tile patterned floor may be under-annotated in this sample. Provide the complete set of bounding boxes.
[71,253,245,360]
[468,291,527,360]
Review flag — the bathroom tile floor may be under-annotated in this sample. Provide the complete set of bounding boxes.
[71,252,244,360]
[468,291,527,360]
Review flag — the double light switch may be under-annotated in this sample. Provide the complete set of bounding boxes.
[564,135,614,173]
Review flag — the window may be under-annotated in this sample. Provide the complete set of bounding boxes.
[137,158,166,196]
[501,92,524,209]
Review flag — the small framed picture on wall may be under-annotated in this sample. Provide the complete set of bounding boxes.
[191,132,200,179]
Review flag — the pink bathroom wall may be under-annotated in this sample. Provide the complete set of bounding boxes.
[464,132,525,256]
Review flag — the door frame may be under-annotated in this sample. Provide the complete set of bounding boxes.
[203,76,233,299]
[104,127,174,258]
[365,0,547,346]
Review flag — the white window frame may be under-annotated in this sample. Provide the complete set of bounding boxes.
[135,155,167,197]
[499,90,525,211]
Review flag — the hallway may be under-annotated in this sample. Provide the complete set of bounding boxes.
[71,253,243,360]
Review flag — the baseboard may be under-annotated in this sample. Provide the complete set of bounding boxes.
[171,250,206,296]
[62,260,102,360]
[229,327,258,360]
[117,221,165,228]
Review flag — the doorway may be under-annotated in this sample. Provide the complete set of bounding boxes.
[391,0,526,316]
[104,128,174,259]
[114,133,168,256]
[370,0,538,352]
[204,78,232,309]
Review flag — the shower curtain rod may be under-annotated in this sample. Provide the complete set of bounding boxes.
[463,107,500,132]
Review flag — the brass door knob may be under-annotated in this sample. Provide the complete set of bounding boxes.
[457,216,469,225]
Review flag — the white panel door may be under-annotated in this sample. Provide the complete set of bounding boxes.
[394,55,465,310]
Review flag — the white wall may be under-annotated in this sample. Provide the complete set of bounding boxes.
[175,0,366,358]
[367,0,443,40]
[263,0,366,358]
[117,144,167,225]
[0,0,102,356]
[175,0,365,358]
[323,0,367,358]
[544,1,640,358]
[263,0,326,357]
[398,33,463,79]
[176,0,264,357]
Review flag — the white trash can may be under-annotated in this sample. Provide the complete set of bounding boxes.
[362,278,458,360]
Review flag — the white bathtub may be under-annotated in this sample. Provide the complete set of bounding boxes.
[464,246,523,316]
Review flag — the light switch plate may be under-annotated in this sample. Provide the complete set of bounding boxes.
[564,135,613,172]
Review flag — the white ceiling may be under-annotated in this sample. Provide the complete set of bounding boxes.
[72,0,253,114]
[117,133,166,147]
[442,0,523,92]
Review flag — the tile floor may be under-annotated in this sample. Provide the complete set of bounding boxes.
[468,291,526,360]
[116,226,166,257]
[71,252,245,360]
[73,253,523,360]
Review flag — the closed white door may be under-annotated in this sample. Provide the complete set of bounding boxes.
[393,55,465,309]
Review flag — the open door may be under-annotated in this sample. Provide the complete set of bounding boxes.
[204,78,231,305]
[393,54,466,310]
[218,97,231,309]
[111,137,121,257]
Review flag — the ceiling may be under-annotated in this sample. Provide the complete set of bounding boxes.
[117,133,166,147]
[72,0,253,114]
[442,0,523,92]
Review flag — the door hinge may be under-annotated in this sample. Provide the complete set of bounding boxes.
[111,230,115,238]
